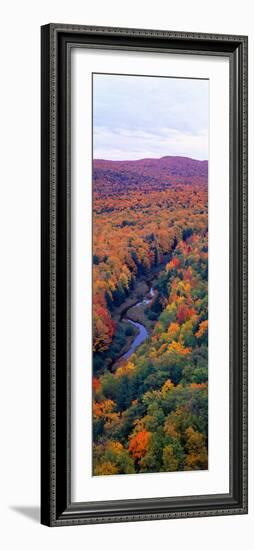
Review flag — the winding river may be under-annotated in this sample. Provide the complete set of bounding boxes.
[121,287,155,361]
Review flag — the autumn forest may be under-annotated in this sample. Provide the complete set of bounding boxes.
[92,155,208,476]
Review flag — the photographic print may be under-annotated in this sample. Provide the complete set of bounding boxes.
[92,73,209,476]
[41,24,247,526]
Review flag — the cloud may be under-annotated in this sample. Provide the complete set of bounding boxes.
[93,74,209,160]
[94,126,208,161]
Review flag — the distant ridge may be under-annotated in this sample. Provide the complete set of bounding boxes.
[93,155,208,196]
[94,156,208,177]
[95,155,208,164]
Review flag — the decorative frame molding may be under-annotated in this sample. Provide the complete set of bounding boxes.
[41,23,248,526]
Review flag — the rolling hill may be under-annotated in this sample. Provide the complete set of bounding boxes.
[93,156,208,196]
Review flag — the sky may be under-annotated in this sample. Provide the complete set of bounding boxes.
[93,73,209,161]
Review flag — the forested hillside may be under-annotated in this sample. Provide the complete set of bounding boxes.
[92,156,208,475]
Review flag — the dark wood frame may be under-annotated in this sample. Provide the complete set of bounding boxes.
[41,23,248,526]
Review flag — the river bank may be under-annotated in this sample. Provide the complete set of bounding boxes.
[119,285,155,362]
[111,279,150,324]
[111,251,171,326]
[94,252,172,373]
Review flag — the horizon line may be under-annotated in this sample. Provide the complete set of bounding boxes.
[93,154,208,163]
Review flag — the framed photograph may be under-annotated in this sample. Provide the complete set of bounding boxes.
[41,24,248,526]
